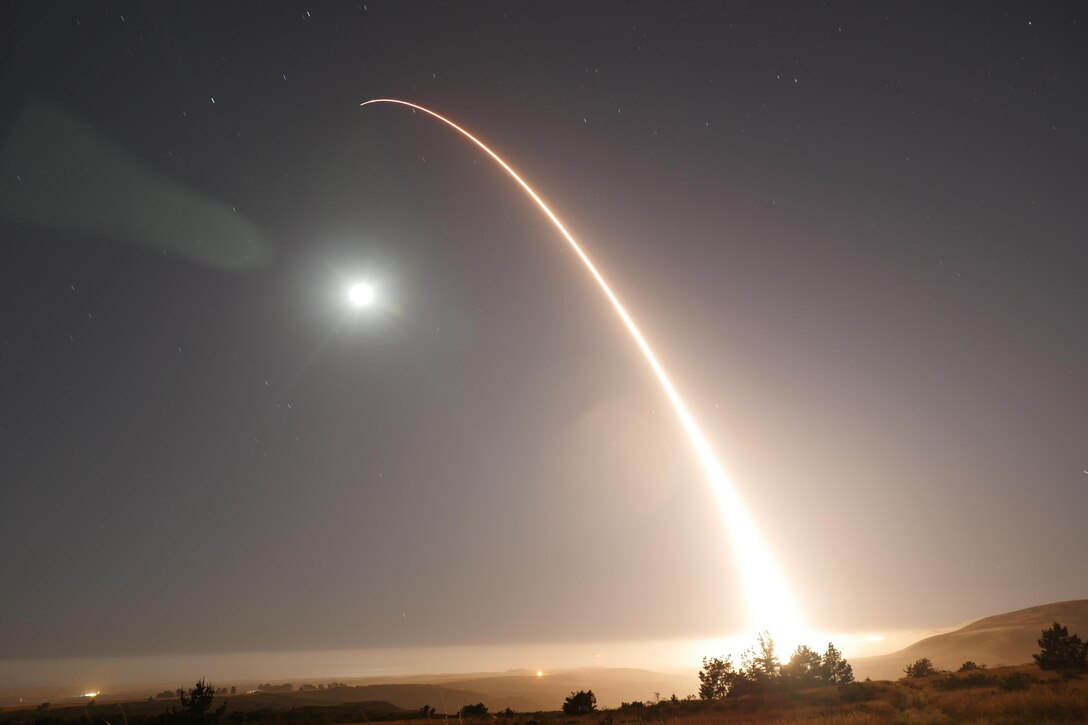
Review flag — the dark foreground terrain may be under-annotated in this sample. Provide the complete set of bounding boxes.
[4,666,1087,725]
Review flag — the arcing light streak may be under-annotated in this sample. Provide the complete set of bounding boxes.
[361,98,804,637]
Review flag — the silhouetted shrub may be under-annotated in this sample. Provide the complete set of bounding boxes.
[562,691,596,715]
[459,703,488,717]
[1000,672,1039,691]
[837,682,874,703]
[904,658,937,677]
[934,673,996,691]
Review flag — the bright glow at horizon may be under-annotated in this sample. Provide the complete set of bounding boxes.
[348,282,375,307]
[360,98,805,639]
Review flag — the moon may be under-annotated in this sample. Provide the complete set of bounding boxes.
[348,282,375,307]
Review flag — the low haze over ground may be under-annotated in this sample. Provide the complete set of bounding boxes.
[1,1,1085,675]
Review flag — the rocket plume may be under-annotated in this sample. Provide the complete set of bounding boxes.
[360,98,804,638]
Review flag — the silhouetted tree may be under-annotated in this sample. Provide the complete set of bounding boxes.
[904,658,937,678]
[957,661,984,672]
[821,643,854,684]
[179,678,228,723]
[1034,621,1088,674]
[741,631,780,683]
[779,642,852,687]
[698,656,739,699]
[781,645,823,686]
[561,690,596,715]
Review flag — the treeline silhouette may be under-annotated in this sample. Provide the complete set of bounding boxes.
[698,631,855,700]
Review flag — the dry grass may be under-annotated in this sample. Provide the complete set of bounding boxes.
[318,674,1086,725]
[928,675,1088,724]
[537,666,1088,725]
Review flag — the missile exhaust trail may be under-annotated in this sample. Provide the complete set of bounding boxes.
[360,98,803,637]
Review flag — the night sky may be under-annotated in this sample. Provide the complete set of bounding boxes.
[2,2,1086,665]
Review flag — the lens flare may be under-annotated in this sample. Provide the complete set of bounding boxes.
[360,98,804,638]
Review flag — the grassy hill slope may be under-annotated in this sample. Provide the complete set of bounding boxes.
[854,598,1088,680]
